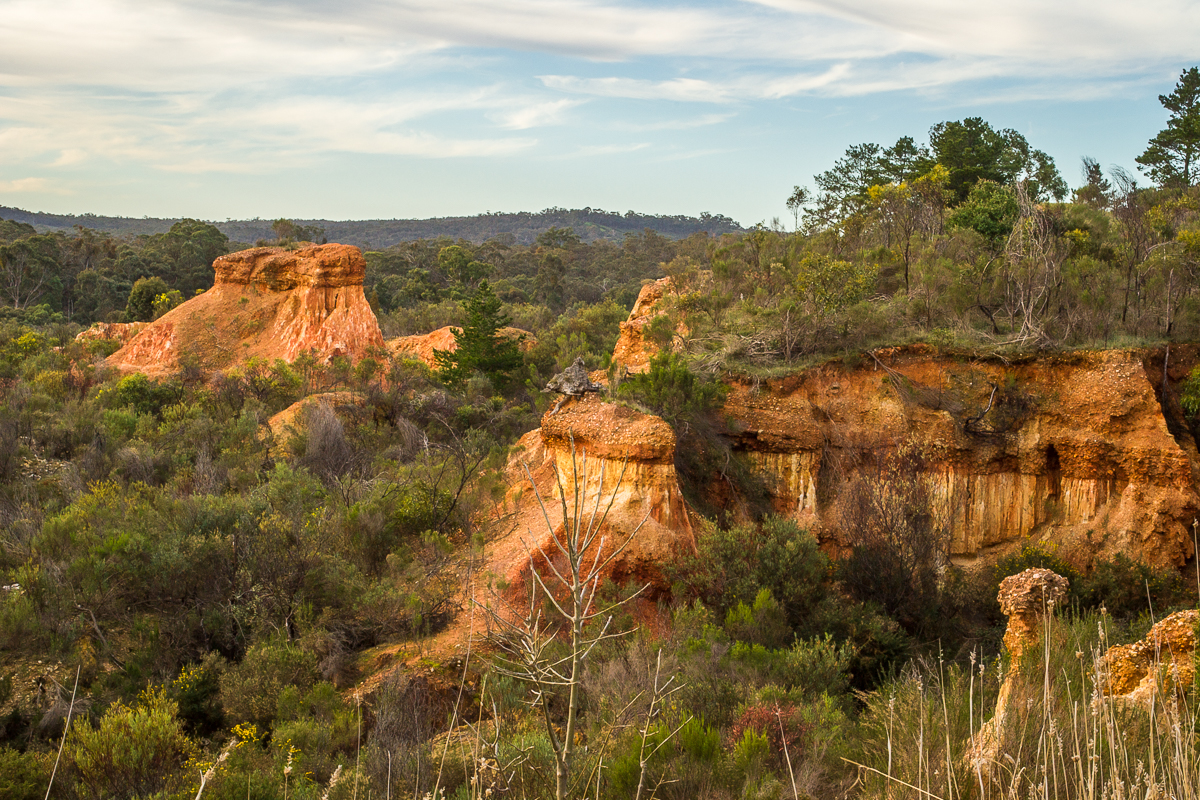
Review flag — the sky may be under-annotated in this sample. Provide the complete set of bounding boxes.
[0,0,1197,227]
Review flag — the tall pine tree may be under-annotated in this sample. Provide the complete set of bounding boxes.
[433,281,524,394]
[1137,67,1200,187]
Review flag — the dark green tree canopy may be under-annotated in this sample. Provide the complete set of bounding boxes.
[126,275,171,322]
[433,280,524,394]
[1137,66,1200,187]
[809,118,1066,219]
[928,117,1066,203]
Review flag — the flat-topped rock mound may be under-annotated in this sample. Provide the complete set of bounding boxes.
[387,325,535,370]
[107,244,384,377]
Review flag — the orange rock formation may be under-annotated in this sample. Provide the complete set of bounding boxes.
[107,244,384,377]
[970,568,1070,770]
[493,395,695,603]
[607,280,1200,568]
[1099,609,1199,704]
[611,277,674,373]
[997,568,1070,661]
[724,347,1200,567]
[387,326,535,370]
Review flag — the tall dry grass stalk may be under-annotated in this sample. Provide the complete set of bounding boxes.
[851,611,1200,799]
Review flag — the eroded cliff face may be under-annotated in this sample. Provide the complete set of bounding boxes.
[605,279,1200,569]
[492,395,695,605]
[107,244,385,377]
[726,347,1200,567]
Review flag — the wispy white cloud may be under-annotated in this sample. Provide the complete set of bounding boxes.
[748,0,1200,65]
[541,64,852,103]
[572,142,651,157]
[491,99,584,130]
[0,177,67,193]
[613,113,736,132]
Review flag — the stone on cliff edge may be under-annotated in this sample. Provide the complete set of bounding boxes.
[1099,609,1198,705]
[107,244,385,377]
[543,356,602,396]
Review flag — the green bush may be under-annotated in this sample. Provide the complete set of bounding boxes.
[0,747,50,800]
[274,682,360,783]
[171,654,225,735]
[617,351,724,428]
[219,641,319,729]
[724,589,792,649]
[670,515,828,634]
[66,688,193,800]
[126,276,171,322]
[946,179,1019,246]
[107,372,179,417]
[1077,553,1190,619]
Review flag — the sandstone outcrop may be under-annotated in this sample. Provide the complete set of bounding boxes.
[970,568,1069,770]
[1099,609,1198,705]
[491,395,695,608]
[387,326,535,370]
[107,244,384,377]
[611,277,675,373]
[723,347,1200,568]
[997,568,1070,661]
[607,277,1200,566]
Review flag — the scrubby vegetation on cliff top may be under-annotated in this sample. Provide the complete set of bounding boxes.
[3,73,1200,799]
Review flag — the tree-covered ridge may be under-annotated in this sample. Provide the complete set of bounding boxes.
[0,206,743,249]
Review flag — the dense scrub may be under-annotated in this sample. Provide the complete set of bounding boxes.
[4,102,1200,797]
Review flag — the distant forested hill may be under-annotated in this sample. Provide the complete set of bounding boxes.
[0,205,743,247]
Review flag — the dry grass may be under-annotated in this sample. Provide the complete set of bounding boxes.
[850,610,1200,800]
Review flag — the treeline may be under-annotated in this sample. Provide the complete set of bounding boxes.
[0,205,743,249]
[0,219,229,324]
[645,110,1200,373]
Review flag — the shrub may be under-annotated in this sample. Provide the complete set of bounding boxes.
[617,351,724,429]
[724,589,792,649]
[730,701,811,773]
[0,747,50,800]
[107,372,179,417]
[219,641,319,729]
[1077,553,1190,619]
[171,654,225,735]
[126,276,171,322]
[66,688,193,800]
[670,515,828,634]
[274,682,360,783]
